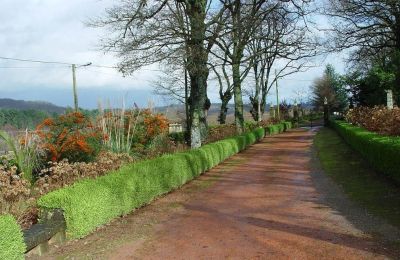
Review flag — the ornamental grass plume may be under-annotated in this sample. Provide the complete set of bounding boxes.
[0,130,41,184]
[97,99,142,154]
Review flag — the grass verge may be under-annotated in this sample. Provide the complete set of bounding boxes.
[0,215,26,259]
[314,127,400,228]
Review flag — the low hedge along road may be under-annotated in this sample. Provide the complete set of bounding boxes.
[1,122,290,257]
[37,122,290,239]
[330,120,400,185]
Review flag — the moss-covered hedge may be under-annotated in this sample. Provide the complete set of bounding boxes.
[38,127,267,238]
[283,122,292,131]
[0,215,26,260]
[265,121,292,135]
[330,120,400,185]
[37,123,291,239]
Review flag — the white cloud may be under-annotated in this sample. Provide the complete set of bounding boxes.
[0,0,156,96]
[0,0,348,108]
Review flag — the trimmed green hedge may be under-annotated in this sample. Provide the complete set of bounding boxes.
[265,123,283,135]
[265,121,292,135]
[37,123,292,239]
[330,120,400,185]
[38,127,267,239]
[0,215,26,260]
[283,122,292,131]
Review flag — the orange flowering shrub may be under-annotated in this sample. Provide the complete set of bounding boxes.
[36,112,103,162]
[142,109,169,141]
[345,106,400,136]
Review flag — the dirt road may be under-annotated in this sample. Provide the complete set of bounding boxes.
[35,128,399,259]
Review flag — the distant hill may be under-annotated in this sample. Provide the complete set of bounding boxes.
[0,98,66,114]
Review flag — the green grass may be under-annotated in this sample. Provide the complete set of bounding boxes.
[0,215,26,260]
[330,120,400,184]
[314,128,400,228]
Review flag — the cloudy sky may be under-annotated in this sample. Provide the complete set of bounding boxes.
[0,0,347,109]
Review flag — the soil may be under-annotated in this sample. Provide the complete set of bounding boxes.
[30,128,400,259]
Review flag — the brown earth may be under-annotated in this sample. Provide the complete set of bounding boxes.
[31,128,400,259]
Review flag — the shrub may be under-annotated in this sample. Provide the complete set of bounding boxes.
[98,107,169,154]
[0,165,31,217]
[38,127,266,239]
[345,106,400,136]
[35,151,133,196]
[244,121,259,131]
[283,122,292,131]
[206,124,237,143]
[168,132,186,144]
[0,215,26,260]
[144,134,186,158]
[36,112,103,163]
[265,122,286,135]
[330,120,400,185]
[142,110,169,142]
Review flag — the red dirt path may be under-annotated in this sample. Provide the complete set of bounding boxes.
[36,128,399,259]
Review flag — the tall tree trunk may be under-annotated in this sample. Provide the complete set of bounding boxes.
[395,21,400,104]
[260,68,271,120]
[393,14,400,104]
[218,91,232,124]
[184,65,191,144]
[187,0,209,148]
[188,74,208,148]
[233,62,244,134]
[250,63,260,121]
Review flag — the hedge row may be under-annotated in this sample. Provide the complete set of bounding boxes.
[330,120,400,185]
[38,123,291,239]
[265,122,287,135]
[0,215,26,260]
[283,122,292,131]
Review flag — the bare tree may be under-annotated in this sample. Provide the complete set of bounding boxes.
[91,0,226,148]
[325,0,400,89]
[209,58,233,124]
[209,49,252,124]
[153,63,191,131]
[211,0,316,132]
[211,0,280,133]
[247,2,318,121]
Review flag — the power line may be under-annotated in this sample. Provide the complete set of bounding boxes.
[0,66,70,69]
[0,56,117,69]
[282,79,314,82]
[0,56,73,65]
[90,64,118,69]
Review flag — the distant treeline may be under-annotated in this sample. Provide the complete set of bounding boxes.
[0,109,57,130]
[0,108,99,130]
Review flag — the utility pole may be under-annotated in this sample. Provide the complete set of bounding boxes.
[71,62,92,112]
[72,64,78,111]
[275,70,280,120]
